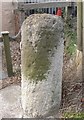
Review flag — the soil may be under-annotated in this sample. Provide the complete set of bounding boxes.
[60,51,82,116]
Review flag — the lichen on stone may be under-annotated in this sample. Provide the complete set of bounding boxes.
[21,14,62,82]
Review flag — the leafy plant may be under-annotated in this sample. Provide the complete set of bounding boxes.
[64,16,77,56]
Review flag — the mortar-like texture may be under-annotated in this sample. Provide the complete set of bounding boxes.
[21,14,64,118]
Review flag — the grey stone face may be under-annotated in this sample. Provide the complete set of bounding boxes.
[21,14,64,118]
[0,85,22,119]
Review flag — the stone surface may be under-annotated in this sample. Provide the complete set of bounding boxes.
[0,85,22,119]
[21,14,64,118]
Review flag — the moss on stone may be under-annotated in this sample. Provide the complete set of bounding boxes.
[22,27,59,82]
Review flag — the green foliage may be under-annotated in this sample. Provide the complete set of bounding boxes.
[64,112,84,119]
[66,31,77,55]
[64,17,77,56]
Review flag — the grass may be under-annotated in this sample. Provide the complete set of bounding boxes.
[64,113,84,119]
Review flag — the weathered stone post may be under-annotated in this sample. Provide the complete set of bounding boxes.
[21,14,64,118]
